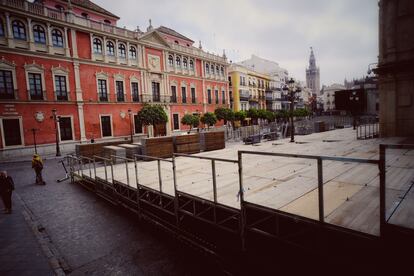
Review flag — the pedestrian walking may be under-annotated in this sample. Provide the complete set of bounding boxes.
[32,154,46,185]
[0,171,14,214]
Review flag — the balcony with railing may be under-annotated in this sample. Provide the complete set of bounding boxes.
[141,94,170,104]
[2,0,140,40]
[239,90,250,101]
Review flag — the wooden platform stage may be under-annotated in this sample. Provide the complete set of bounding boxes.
[86,128,414,236]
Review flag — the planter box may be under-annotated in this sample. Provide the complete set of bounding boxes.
[141,136,174,159]
[174,134,200,154]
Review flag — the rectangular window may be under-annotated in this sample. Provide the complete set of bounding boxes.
[171,86,177,103]
[28,73,43,100]
[59,117,73,141]
[100,115,112,137]
[116,81,124,102]
[98,79,108,101]
[207,89,212,104]
[181,87,186,103]
[152,82,160,102]
[0,70,14,99]
[55,75,68,101]
[131,82,139,102]
[1,118,22,146]
[173,114,179,130]
[215,90,219,104]
[222,91,226,104]
[191,87,196,104]
[133,114,142,134]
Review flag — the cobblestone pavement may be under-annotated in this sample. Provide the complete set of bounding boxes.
[1,158,224,275]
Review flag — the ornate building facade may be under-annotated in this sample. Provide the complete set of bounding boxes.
[306,47,320,95]
[0,0,229,159]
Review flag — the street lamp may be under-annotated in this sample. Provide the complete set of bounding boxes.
[283,78,301,143]
[51,109,61,156]
[31,128,39,154]
[128,108,133,143]
[349,91,359,130]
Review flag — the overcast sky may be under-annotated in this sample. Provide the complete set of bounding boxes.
[95,0,378,86]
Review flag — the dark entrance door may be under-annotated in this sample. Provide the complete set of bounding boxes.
[154,123,166,137]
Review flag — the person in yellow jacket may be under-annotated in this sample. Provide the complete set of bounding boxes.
[32,154,45,185]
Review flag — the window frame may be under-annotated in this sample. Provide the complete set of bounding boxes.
[93,37,103,54]
[222,90,226,104]
[172,113,180,130]
[176,56,181,67]
[215,89,219,104]
[0,19,4,37]
[0,116,24,148]
[115,80,125,102]
[171,85,177,103]
[183,57,188,69]
[168,55,174,67]
[52,66,70,101]
[152,81,160,102]
[207,89,212,104]
[33,24,46,44]
[12,20,26,40]
[51,28,64,47]
[118,43,126,58]
[181,86,187,104]
[106,40,115,56]
[189,59,194,70]
[0,70,15,100]
[129,46,137,59]
[96,72,109,102]
[131,81,140,102]
[191,87,196,104]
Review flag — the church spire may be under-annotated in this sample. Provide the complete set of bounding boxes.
[309,47,316,69]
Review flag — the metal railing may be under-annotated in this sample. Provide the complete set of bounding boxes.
[357,116,379,140]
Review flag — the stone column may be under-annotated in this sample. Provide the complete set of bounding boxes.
[27,18,35,51]
[5,12,14,48]
[63,27,70,57]
[73,62,87,141]
[70,29,78,58]
[47,23,53,53]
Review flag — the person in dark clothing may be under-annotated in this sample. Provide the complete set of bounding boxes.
[0,171,14,214]
[32,154,45,185]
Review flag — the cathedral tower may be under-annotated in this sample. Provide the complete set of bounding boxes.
[306,47,320,95]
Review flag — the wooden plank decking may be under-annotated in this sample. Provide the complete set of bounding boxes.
[86,128,414,236]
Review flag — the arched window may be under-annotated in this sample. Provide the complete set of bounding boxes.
[118,43,126,58]
[106,41,114,55]
[216,65,219,74]
[33,25,46,44]
[104,19,111,25]
[176,56,181,67]
[211,64,215,74]
[129,46,137,59]
[0,19,4,37]
[205,63,209,73]
[51,29,63,47]
[183,58,188,69]
[189,59,194,70]
[93,38,102,54]
[168,55,174,66]
[12,20,26,40]
[220,66,224,76]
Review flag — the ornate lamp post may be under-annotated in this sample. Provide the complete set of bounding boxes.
[349,91,359,130]
[128,108,133,143]
[51,109,61,156]
[283,78,301,143]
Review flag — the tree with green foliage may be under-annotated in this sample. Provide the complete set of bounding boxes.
[200,112,217,129]
[257,109,268,120]
[234,110,247,127]
[265,110,276,122]
[293,108,310,118]
[136,104,168,130]
[247,108,259,124]
[181,114,200,133]
[215,107,235,124]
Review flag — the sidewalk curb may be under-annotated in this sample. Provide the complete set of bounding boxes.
[16,193,71,275]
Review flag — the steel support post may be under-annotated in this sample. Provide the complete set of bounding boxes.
[157,159,163,193]
[379,144,386,237]
[317,158,324,222]
[172,155,180,227]
[212,160,217,203]
[238,151,246,251]
[125,159,130,186]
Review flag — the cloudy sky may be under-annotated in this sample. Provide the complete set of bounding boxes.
[95,0,378,86]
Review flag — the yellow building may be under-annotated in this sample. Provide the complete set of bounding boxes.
[228,64,271,111]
